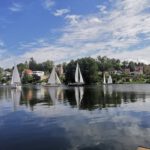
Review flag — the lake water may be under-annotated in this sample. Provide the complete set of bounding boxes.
[0,84,150,150]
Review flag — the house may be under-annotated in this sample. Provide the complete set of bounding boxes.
[134,66,143,75]
[2,70,11,77]
[22,69,33,78]
[115,70,123,75]
[32,71,44,77]
[123,68,131,74]
[32,71,45,80]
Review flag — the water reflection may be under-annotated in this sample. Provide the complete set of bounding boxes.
[75,87,84,108]
[11,89,21,111]
[0,85,150,150]
[48,87,64,105]
[0,85,147,110]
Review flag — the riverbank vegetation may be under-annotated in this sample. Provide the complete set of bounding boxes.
[0,56,150,84]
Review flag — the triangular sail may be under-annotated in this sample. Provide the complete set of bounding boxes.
[11,65,21,84]
[75,63,84,83]
[48,67,56,84]
[79,67,84,83]
[55,72,61,84]
[107,75,112,84]
[48,66,61,85]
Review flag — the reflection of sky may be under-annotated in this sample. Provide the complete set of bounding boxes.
[0,86,150,150]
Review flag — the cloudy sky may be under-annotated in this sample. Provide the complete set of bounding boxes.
[0,0,150,68]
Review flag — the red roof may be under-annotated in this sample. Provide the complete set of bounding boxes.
[24,69,33,75]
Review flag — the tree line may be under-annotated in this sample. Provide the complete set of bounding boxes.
[1,56,150,84]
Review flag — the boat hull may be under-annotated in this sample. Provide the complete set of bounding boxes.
[68,83,84,86]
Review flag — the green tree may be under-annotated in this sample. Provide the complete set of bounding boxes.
[42,60,53,73]
[0,67,4,82]
[29,57,37,71]
[65,57,99,84]
[128,61,135,71]
[22,74,33,84]
[18,62,29,74]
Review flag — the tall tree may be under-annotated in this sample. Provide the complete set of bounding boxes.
[29,57,37,71]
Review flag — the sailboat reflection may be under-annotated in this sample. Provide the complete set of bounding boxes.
[48,87,64,105]
[103,84,113,96]
[107,85,113,96]
[11,89,21,111]
[75,87,84,107]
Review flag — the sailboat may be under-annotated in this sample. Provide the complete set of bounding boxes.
[68,63,84,86]
[107,75,113,84]
[75,87,84,107]
[45,66,61,87]
[11,64,22,89]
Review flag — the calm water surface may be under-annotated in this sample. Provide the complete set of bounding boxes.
[0,84,150,150]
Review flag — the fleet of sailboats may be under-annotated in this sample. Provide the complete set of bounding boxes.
[11,64,22,90]
[68,63,84,86]
[10,63,114,90]
[45,66,61,87]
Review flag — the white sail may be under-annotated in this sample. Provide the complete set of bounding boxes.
[11,65,21,84]
[107,75,113,84]
[48,66,61,85]
[103,73,106,84]
[75,63,79,82]
[56,72,61,84]
[48,67,56,84]
[75,63,84,83]
[79,67,84,83]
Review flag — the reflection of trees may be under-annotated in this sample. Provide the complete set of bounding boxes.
[20,88,51,110]
[18,85,147,111]
[65,89,76,107]
[78,87,122,110]
[65,86,146,110]
[20,87,65,110]
[65,86,122,110]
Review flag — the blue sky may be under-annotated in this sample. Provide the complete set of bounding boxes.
[0,0,150,67]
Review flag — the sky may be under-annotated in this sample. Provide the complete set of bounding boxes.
[0,0,150,68]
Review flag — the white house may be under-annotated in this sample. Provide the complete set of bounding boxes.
[32,71,44,77]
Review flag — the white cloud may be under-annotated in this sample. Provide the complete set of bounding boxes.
[9,3,23,12]
[97,5,107,14]
[42,0,55,10]
[1,0,150,68]
[53,9,70,16]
